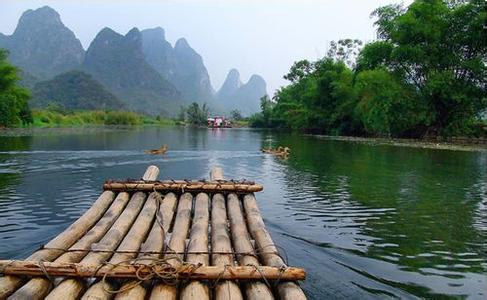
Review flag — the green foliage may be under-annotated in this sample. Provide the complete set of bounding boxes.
[230,109,243,121]
[256,0,486,138]
[355,69,427,137]
[31,70,125,110]
[32,109,174,127]
[260,58,360,134]
[248,96,274,128]
[0,49,32,127]
[186,102,209,125]
[357,0,486,136]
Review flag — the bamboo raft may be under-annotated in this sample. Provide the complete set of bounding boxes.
[0,166,306,299]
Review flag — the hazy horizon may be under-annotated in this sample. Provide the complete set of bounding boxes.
[1,0,411,95]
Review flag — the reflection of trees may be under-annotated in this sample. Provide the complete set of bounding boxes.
[0,135,32,192]
[269,134,486,273]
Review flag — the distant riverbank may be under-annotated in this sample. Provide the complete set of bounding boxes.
[311,135,487,152]
[29,109,175,127]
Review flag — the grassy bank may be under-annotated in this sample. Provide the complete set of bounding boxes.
[31,109,175,127]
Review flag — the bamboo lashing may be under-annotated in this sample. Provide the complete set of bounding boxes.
[149,192,193,299]
[179,192,211,300]
[227,193,275,299]
[243,194,307,300]
[0,260,305,281]
[114,192,178,300]
[103,180,263,193]
[0,190,116,299]
[210,168,244,300]
[44,167,160,299]
[80,190,163,299]
[9,192,131,300]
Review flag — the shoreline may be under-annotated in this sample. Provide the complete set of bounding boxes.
[310,135,487,152]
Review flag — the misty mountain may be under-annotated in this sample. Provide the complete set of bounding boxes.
[0,6,84,79]
[218,70,267,116]
[218,69,241,100]
[31,70,125,110]
[0,6,268,116]
[82,27,181,115]
[141,28,214,103]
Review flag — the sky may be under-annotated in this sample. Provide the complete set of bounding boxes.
[1,0,411,95]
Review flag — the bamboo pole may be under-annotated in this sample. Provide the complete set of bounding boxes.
[227,193,274,299]
[210,168,244,300]
[0,190,115,299]
[149,192,193,300]
[9,192,131,300]
[180,192,210,300]
[81,191,162,299]
[242,194,306,300]
[114,192,178,300]
[103,181,263,193]
[0,261,305,280]
[45,191,148,299]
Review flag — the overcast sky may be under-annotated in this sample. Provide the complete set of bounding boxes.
[1,0,410,94]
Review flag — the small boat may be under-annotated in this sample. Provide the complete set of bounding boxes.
[144,145,168,155]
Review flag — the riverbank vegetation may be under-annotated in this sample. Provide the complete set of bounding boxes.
[32,108,175,127]
[0,49,33,128]
[250,0,486,138]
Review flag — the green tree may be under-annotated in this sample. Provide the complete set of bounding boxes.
[355,69,428,137]
[230,109,243,121]
[357,0,486,136]
[186,102,209,125]
[177,105,186,122]
[0,49,32,127]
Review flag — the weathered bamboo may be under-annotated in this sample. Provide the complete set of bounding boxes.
[0,190,115,298]
[114,192,178,300]
[9,192,131,300]
[210,169,273,299]
[149,192,193,300]
[210,168,243,300]
[81,191,162,299]
[243,194,306,300]
[104,181,263,193]
[180,192,210,300]
[0,260,304,280]
[45,191,148,299]
[227,193,274,299]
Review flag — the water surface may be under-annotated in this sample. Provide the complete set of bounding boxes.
[0,127,485,299]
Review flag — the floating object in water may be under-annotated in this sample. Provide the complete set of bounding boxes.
[144,144,168,155]
[0,166,306,299]
[262,146,291,157]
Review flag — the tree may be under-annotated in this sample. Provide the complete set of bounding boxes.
[326,39,363,68]
[355,69,427,137]
[0,49,32,127]
[230,109,243,121]
[357,0,486,136]
[177,105,186,122]
[186,102,209,125]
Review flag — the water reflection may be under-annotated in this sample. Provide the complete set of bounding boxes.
[0,128,485,298]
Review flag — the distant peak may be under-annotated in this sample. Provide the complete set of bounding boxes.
[248,74,265,84]
[228,68,240,77]
[97,27,120,39]
[17,6,62,27]
[175,38,190,49]
[126,27,140,36]
[141,27,166,40]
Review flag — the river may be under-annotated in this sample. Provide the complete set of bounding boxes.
[0,127,485,299]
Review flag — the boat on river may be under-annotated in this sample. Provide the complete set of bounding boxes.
[0,165,306,299]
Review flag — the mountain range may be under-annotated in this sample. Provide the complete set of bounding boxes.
[0,6,267,116]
